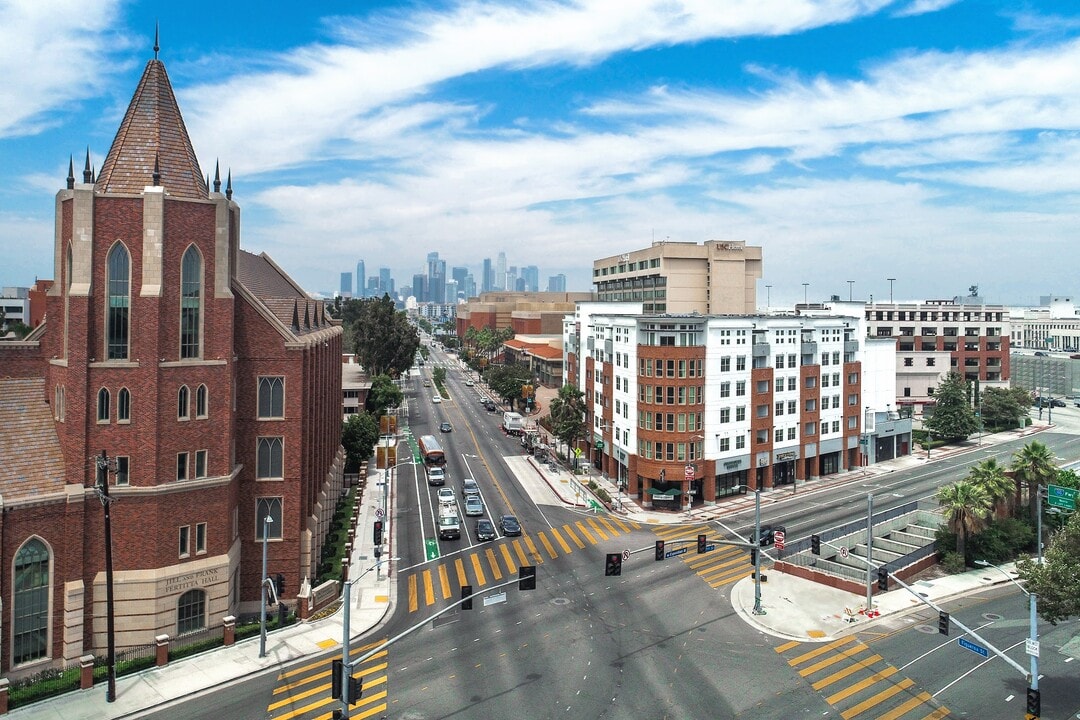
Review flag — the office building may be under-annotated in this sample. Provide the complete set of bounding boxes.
[547,274,567,293]
[482,258,494,293]
[1009,296,1080,353]
[496,252,507,291]
[522,265,539,293]
[355,260,365,298]
[593,239,763,315]
[339,271,353,298]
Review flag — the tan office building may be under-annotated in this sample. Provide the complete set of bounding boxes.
[593,240,762,315]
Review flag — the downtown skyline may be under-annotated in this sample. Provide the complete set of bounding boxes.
[3,1,1080,304]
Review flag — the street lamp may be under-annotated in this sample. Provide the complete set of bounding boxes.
[765,284,772,310]
[975,559,1039,706]
[93,451,117,703]
[259,514,273,658]
[887,278,896,303]
[340,558,399,718]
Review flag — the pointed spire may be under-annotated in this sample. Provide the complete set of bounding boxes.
[225,170,233,200]
[291,301,300,331]
[83,148,92,183]
[91,164,96,183]
[154,22,160,60]
[213,160,221,193]
[152,152,161,186]
[67,156,75,189]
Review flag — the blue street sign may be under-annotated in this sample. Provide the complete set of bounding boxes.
[705,544,716,552]
[958,637,989,658]
[665,547,688,558]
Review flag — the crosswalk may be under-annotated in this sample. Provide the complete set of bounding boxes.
[404,514,642,612]
[267,638,390,720]
[776,636,951,719]
[651,523,762,587]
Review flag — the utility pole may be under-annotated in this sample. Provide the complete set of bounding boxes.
[753,487,764,615]
[866,494,874,611]
[94,451,117,703]
[259,514,273,658]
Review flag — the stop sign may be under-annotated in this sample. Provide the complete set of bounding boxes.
[773,530,785,550]
[684,464,695,480]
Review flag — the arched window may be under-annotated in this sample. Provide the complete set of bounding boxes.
[196,384,208,419]
[97,387,110,423]
[177,385,189,420]
[180,246,202,359]
[106,243,130,360]
[13,538,51,665]
[257,437,283,479]
[177,589,206,634]
[118,387,131,423]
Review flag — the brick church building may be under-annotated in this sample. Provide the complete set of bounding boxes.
[0,50,344,676]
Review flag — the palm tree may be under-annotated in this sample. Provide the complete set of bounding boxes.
[966,458,1013,517]
[937,480,992,559]
[1011,441,1057,522]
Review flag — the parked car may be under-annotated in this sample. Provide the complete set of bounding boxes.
[499,514,521,536]
[475,519,497,541]
[464,495,484,517]
[749,524,786,546]
[440,421,452,432]
[465,379,475,386]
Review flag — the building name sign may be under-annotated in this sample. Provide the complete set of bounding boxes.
[776,451,797,462]
[164,567,222,594]
[716,243,743,252]
[723,460,742,470]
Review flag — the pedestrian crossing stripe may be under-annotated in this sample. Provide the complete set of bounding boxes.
[267,638,390,720]
[776,640,950,720]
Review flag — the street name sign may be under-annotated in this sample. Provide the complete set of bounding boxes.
[665,547,688,559]
[1047,484,1077,511]
[958,637,989,658]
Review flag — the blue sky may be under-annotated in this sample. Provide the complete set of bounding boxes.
[2,0,1079,304]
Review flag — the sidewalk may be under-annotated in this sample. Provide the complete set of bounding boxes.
[12,467,397,720]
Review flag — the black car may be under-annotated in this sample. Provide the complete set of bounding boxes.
[499,514,521,536]
[476,519,497,541]
[440,422,452,432]
[749,525,785,546]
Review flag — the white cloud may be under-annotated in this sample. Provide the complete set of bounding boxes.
[892,0,959,18]
[0,0,125,138]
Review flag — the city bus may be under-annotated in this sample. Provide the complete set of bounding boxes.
[418,434,446,466]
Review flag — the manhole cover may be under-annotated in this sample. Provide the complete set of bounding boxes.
[915,625,938,634]
[983,613,1003,621]
[551,597,571,606]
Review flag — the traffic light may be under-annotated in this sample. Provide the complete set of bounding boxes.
[348,674,363,703]
[461,584,473,610]
[877,566,889,591]
[937,611,949,636]
[697,534,707,554]
[605,553,622,576]
[331,659,343,699]
[373,520,383,545]
[655,540,665,561]
[811,534,821,555]
[518,565,536,590]
[275,573,285,596]
[1026,687,1040,716]
[749,548,757,566]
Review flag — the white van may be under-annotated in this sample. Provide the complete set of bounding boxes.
[438,502,461,540]
[427,466,446,486]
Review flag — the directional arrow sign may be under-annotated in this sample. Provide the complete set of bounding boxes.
[1047,484,1077,511]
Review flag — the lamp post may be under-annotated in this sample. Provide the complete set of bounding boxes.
[340,558,398,719]
[765,284,772,310]
[259,514,273,658]
[93,451,117,703]
[752,486,765,615]
[887,278,896,303]
[975,559,1039,707]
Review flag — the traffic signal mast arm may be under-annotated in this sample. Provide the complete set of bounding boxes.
[639,536,757,559]
[816,538,1029,680]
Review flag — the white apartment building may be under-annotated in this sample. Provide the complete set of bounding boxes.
[1009,296,1080,353]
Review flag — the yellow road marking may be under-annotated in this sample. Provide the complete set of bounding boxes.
[523,535,544,564]
[826,666,898,706]
[408,574,418,612]
[804,649,878,681]
[561,525,586,549]
[775,640,801,654]
[921,706,951,720]
[512,538,530,567]
[438,564,451,599]
[789,636,856,666]
[549,527,575,553]
[840,677,913,719]
[586,518,609,541]
[499,543,517,574]
[875,691,933,720]
[316,638,338,650]
[485,548,503,580]
[470,553,487,585]
[574,521,597,544]
[454,558,467,587]
[538,531,559,559]
[422,570,435,606]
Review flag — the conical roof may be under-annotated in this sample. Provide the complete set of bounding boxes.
[96,59,207,199]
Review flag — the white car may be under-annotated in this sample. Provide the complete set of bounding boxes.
[436,487,455,504]
[465,379,475,387]
[432,395,442,404]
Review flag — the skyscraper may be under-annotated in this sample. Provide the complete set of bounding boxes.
[547,274,567,292]
[482,258,494,293]
[340,271,353,298]
[522,265,539,292]
[379,267,393,295]
[355,260,365,297]
[412,273,427,302]
[451,266,469,299]
[496,252,507,290]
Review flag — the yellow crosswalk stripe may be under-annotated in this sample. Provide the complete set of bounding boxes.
[512,538,530,567]
[803,649,878,680]
[538,530,559,559]
[789,636,857,666]
[499,543,517,575]
[825,666,898,706]
[706,567,754,588]
[454,558,467,587]
[407,574,418,612]
[609,517,633,533]
[811,652,882,690]
[561,525,586,549]
[921,706,951,720]
[485,548,503,580]
[438,564,451,599]
[574,521,597,544]
[775,640,801,654]
[422,569,435,606]
[523,535,545,564]
[470,552,487,586]
[840,677,913,719]
[586,517,610,541]
[875,691,933,720]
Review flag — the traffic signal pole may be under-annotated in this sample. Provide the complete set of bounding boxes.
[753,487,764,615]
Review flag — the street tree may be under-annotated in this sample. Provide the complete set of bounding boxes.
[366,374,403,418]
[548,384,587,468]
[486,363,533,410]
[924,371,979,442]
[979,386,1031,430]
[1011,440,1057,523]
[1017,510,1080,624]
[966,458,1014,516]
[937,480,992,559]
[352,294,420,377]
[342,412,379,472]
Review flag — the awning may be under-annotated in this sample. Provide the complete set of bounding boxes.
[646,487,683,497]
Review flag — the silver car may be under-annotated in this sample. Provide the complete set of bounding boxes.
[464,495,484,517]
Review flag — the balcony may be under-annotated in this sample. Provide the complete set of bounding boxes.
[801,341,818,356]
[752,343,771,358]
[844,340,860,353]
